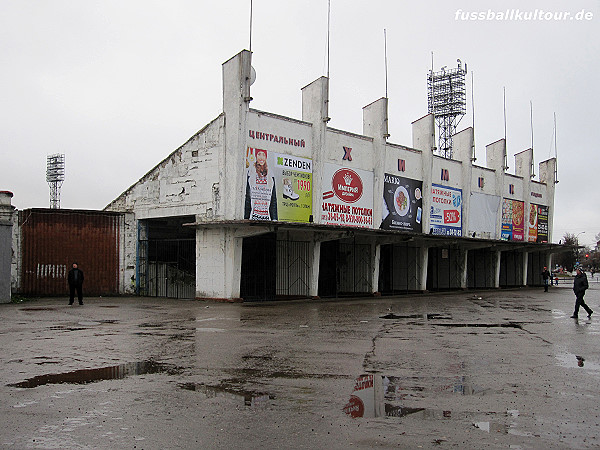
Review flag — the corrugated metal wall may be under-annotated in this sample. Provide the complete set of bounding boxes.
[19,209,121,296]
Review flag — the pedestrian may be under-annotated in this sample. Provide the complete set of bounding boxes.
[68,262,84,305]
[570,267,592,319]
[541,266,551,292]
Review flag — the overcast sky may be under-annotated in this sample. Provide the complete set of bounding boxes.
[1,0,598,247]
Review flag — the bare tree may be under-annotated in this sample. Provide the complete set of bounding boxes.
[554,232,579,272]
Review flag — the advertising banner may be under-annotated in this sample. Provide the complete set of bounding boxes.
[381,174,422,232]
[537,205,549,242]
[321,163,374,228]
[528,203,548,242]
[430,184,462,236]
[468,192,500,239]
[244,147,312,222]
[501,199,524,241]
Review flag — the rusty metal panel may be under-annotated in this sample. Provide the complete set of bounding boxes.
[19,209,122,296]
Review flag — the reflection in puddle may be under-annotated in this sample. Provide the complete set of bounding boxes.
[8,361,180,388]
[343,374,485,419]
[179,382,272,408]
[555,351,600,372]
[474,410,534,437]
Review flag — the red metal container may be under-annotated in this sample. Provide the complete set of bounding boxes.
[19,209,122,296]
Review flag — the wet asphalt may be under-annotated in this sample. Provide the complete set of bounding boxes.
[1,283,599,449]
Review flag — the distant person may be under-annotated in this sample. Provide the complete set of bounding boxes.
[541,266,551,292]
[570,267,591,319]
[68,262,84,305]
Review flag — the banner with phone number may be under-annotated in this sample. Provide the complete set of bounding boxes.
[430,184,462,236]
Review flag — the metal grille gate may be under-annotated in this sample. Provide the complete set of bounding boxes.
[467,248,496,289]
[427,247,463,290]
[276,239,310,298]
[319,239,372,297]
[379,243,422,294]
[138,238,195,298]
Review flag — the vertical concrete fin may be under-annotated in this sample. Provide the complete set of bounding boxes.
[362,97,389,140]
[222,50,252,220]
[452,127,474,164]
[302,77,329,124]
[514,148,533,179]
[411,114,435,152]
[486,139,506,172]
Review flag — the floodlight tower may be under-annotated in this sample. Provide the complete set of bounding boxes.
[46,154,65,209]
[427,59,467,159]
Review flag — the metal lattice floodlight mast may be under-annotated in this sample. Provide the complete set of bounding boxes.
[427,60,467,159]
[46,154,65,209]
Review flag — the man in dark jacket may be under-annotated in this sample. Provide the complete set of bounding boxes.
[571,268,591,319]
[541,266,551,292]
[68,262,84,305]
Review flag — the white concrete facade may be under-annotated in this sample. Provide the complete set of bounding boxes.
[105,50,558,300]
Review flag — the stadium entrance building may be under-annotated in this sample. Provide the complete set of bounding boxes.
[105,50,560,301]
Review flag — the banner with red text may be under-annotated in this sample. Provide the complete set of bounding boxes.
[430,184,462,236]
[321,163,374,228]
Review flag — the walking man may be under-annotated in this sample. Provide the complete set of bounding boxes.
[68,262,84,305]
[541,266,551,292]
[570,268,592,319]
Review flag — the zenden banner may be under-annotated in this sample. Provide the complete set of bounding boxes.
[244,147,312,223]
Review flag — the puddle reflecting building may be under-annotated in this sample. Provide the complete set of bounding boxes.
[9,50,562,300]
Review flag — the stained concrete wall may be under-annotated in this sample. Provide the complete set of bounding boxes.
[0,192,15,303]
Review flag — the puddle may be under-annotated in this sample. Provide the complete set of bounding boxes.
[7,360,181,388]
[380,313,452,320]
[78,321,101,326]
[179,382,273,408]
[196,328,225,332]
[344,374,487,419]
[432,322,522,329]
[555,352,600,372]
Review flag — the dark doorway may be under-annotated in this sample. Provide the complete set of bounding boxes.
[318,239,372,298]
[240,233,277,301]
[467,248,496,289]
[427,247,462,291]
[379,243,422,294]
[499,250,523,287]
[527,251,546,287]
[138,216,196,298]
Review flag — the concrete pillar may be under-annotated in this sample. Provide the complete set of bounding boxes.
[494,250,502,288]
[0,191,15,303]
[453,128,474,237]
[412,114,435,234]
[363,97,388,229]
[522,251,529,286]
[363,97,388,295]
[302,77,329,293]
[308,240,321,298]
[371,241,381,295]
[196,227,243,300]
[460,249,469,289]
[222,50,253,220]
[486,139,507,239]
[419,245,429,292]
[302,76,329,226]
[515,149,533,241]
[539,158,557,243]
